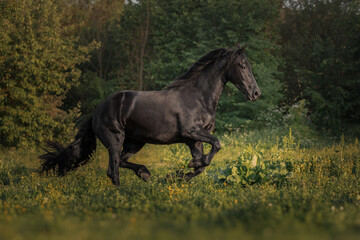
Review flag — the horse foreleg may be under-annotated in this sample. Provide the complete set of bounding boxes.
[187,128,221,169]
[187,141,203,167]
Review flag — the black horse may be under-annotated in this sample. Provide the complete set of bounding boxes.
[40,45,261,185]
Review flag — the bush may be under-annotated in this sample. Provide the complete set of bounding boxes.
[0,0,95,147]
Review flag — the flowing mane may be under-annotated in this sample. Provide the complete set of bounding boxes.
[166,48,235,89]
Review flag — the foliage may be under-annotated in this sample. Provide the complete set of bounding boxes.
[63,0,125,117]
[217,150,292,187]
[249,99,316,147]
[217,129,298,186]
[218,129,360,189]
[68,0,125,80]
[63,72,122,121]
[0,134,359,239]
[280,0,360,132]
[0,0,95,147]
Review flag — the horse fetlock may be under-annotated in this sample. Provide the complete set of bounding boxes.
[188,158,197,168]
[111,176,120,186]
[107,169,113,179]
[214,140,221,150]
[204,159,211,166]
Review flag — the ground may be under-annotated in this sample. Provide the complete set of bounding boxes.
[0,130,359,239]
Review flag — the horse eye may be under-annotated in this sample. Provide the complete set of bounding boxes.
[238,62,246,70]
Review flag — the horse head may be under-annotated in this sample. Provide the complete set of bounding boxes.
[226,45,261,101]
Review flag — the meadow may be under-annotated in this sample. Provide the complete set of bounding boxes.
[0,129,359,240]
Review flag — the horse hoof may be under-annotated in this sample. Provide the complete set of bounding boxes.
[138,167,151,182]
[111,178,120,186]
[140,172,150,182]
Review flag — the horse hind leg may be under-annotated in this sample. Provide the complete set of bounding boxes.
[107,147,122,186]
[119,140,150,182]
[95,126,125,186]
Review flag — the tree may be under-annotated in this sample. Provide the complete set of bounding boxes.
[62,0,125,119]
[0,0,95,147]
[114,0,152,90]
[67,0,125,80]
[280,0,360,132]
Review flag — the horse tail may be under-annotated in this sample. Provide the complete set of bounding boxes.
[39,117,96,175]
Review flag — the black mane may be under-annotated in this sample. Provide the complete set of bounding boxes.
[166,48,235,89]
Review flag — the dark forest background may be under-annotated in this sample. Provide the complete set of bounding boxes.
[1,0,359,147]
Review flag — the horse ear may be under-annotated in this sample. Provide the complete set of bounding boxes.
[236,44,246,54]
[242,44,247,51]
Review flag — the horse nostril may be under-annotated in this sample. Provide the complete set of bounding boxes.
[253,90,261,99]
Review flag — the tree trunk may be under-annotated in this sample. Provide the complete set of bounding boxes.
[138,0,150,91]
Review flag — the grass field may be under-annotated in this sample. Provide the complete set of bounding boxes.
[0,130,359,239]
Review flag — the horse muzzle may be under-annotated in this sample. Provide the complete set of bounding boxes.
[245,88,261,101]
[252,89,261,100]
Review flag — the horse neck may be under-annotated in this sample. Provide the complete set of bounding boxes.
[194,66,226,112]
